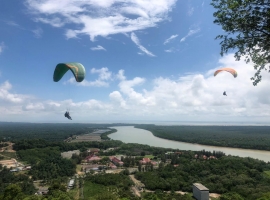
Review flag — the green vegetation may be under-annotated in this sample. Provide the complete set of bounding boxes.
[0,152,17,159]
[135,151,270,200]
[141,191,193,200]
[83,173,137,200]
[100,128,117,140]
[0,167,36,195]
[0,122,135,142]
[83,182,109,199]
[263,170,270,177]
[1,122,270,199]
[135,124,270,151]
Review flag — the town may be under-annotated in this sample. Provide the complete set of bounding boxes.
[1,125,270,200]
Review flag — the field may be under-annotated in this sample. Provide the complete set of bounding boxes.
[0,159,17,168]
[71,134,101,142]
[144,155,155,159]
[263,170,270,177]
[83,181,119,200]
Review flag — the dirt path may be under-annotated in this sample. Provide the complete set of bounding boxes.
[129,175,143,197]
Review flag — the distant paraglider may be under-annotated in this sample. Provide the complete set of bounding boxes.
[214,68,237,96]
[214,67,237,78]
[53,62,85,120]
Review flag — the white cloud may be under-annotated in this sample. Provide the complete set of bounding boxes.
[32,27,43,38]
[0,81,31,103]
[180,27,200,42]
[23,103,45,110]
[91,45,106,51]
[35,17,66,27]
[91,67,112,80]
[5,20,20,27]
[67,67,112,87]
[164,34,178,45]
[109,91,126,108]
[68,78,110,87]
[2,54,270,122]
[116,69,126,81]
[164,47,177,53]
[0,42,5,54]
[131,32,155,57]
[187,6,194,16]
[25,0,177,41]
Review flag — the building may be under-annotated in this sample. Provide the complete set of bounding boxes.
[68,179,75,189]
[85,154,101,162]
[110,156,124,166]
[139,158,158,166]
[109,163,117,169]
[87,148,100,154]
[139,158,151,164]
[193,183,209,200]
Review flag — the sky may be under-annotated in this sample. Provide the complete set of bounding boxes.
[0,0,270,123]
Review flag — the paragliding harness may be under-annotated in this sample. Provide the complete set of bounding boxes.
[223,91,227,96]
[64,111,72,120]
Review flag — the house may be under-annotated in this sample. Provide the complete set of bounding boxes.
[165,151,174,155]
[110,156,124,166]
[140,158,151,164]
[87,148,100,154]
[139,158,158,166]
[35,187,49,195]
[25,166,31,170]
[85,154,101,162]
[109,163,117,169]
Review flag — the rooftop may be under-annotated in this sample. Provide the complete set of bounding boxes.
[193,183,209,191]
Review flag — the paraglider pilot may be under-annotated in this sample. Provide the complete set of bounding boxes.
[223,91,227,96]
[64,111,72,120]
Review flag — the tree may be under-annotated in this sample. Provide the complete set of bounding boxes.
[220,192,244,200]
[2,184,25,200]
[211,0,270,85]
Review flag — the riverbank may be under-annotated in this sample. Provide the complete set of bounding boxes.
[134,124,270,151]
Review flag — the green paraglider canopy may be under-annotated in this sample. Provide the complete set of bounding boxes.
[53,62,85,82]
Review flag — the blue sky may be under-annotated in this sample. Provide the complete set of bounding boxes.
[0,0,270,123]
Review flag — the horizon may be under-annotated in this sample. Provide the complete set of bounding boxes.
[1,120,270,126]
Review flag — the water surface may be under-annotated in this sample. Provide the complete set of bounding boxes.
[109,126,270,162]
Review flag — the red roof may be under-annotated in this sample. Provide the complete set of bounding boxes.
[143,158,151,162]
[86,155,101,161]
[112,157,124,165]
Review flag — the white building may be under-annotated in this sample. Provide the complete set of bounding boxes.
[193,183,209,200]
[68,179,75,189]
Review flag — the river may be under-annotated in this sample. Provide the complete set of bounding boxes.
[108,126,270,162]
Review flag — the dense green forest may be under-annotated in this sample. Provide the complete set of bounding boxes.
[2,122,270,151]
[0,122,134,142]
[135,124,270,151]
